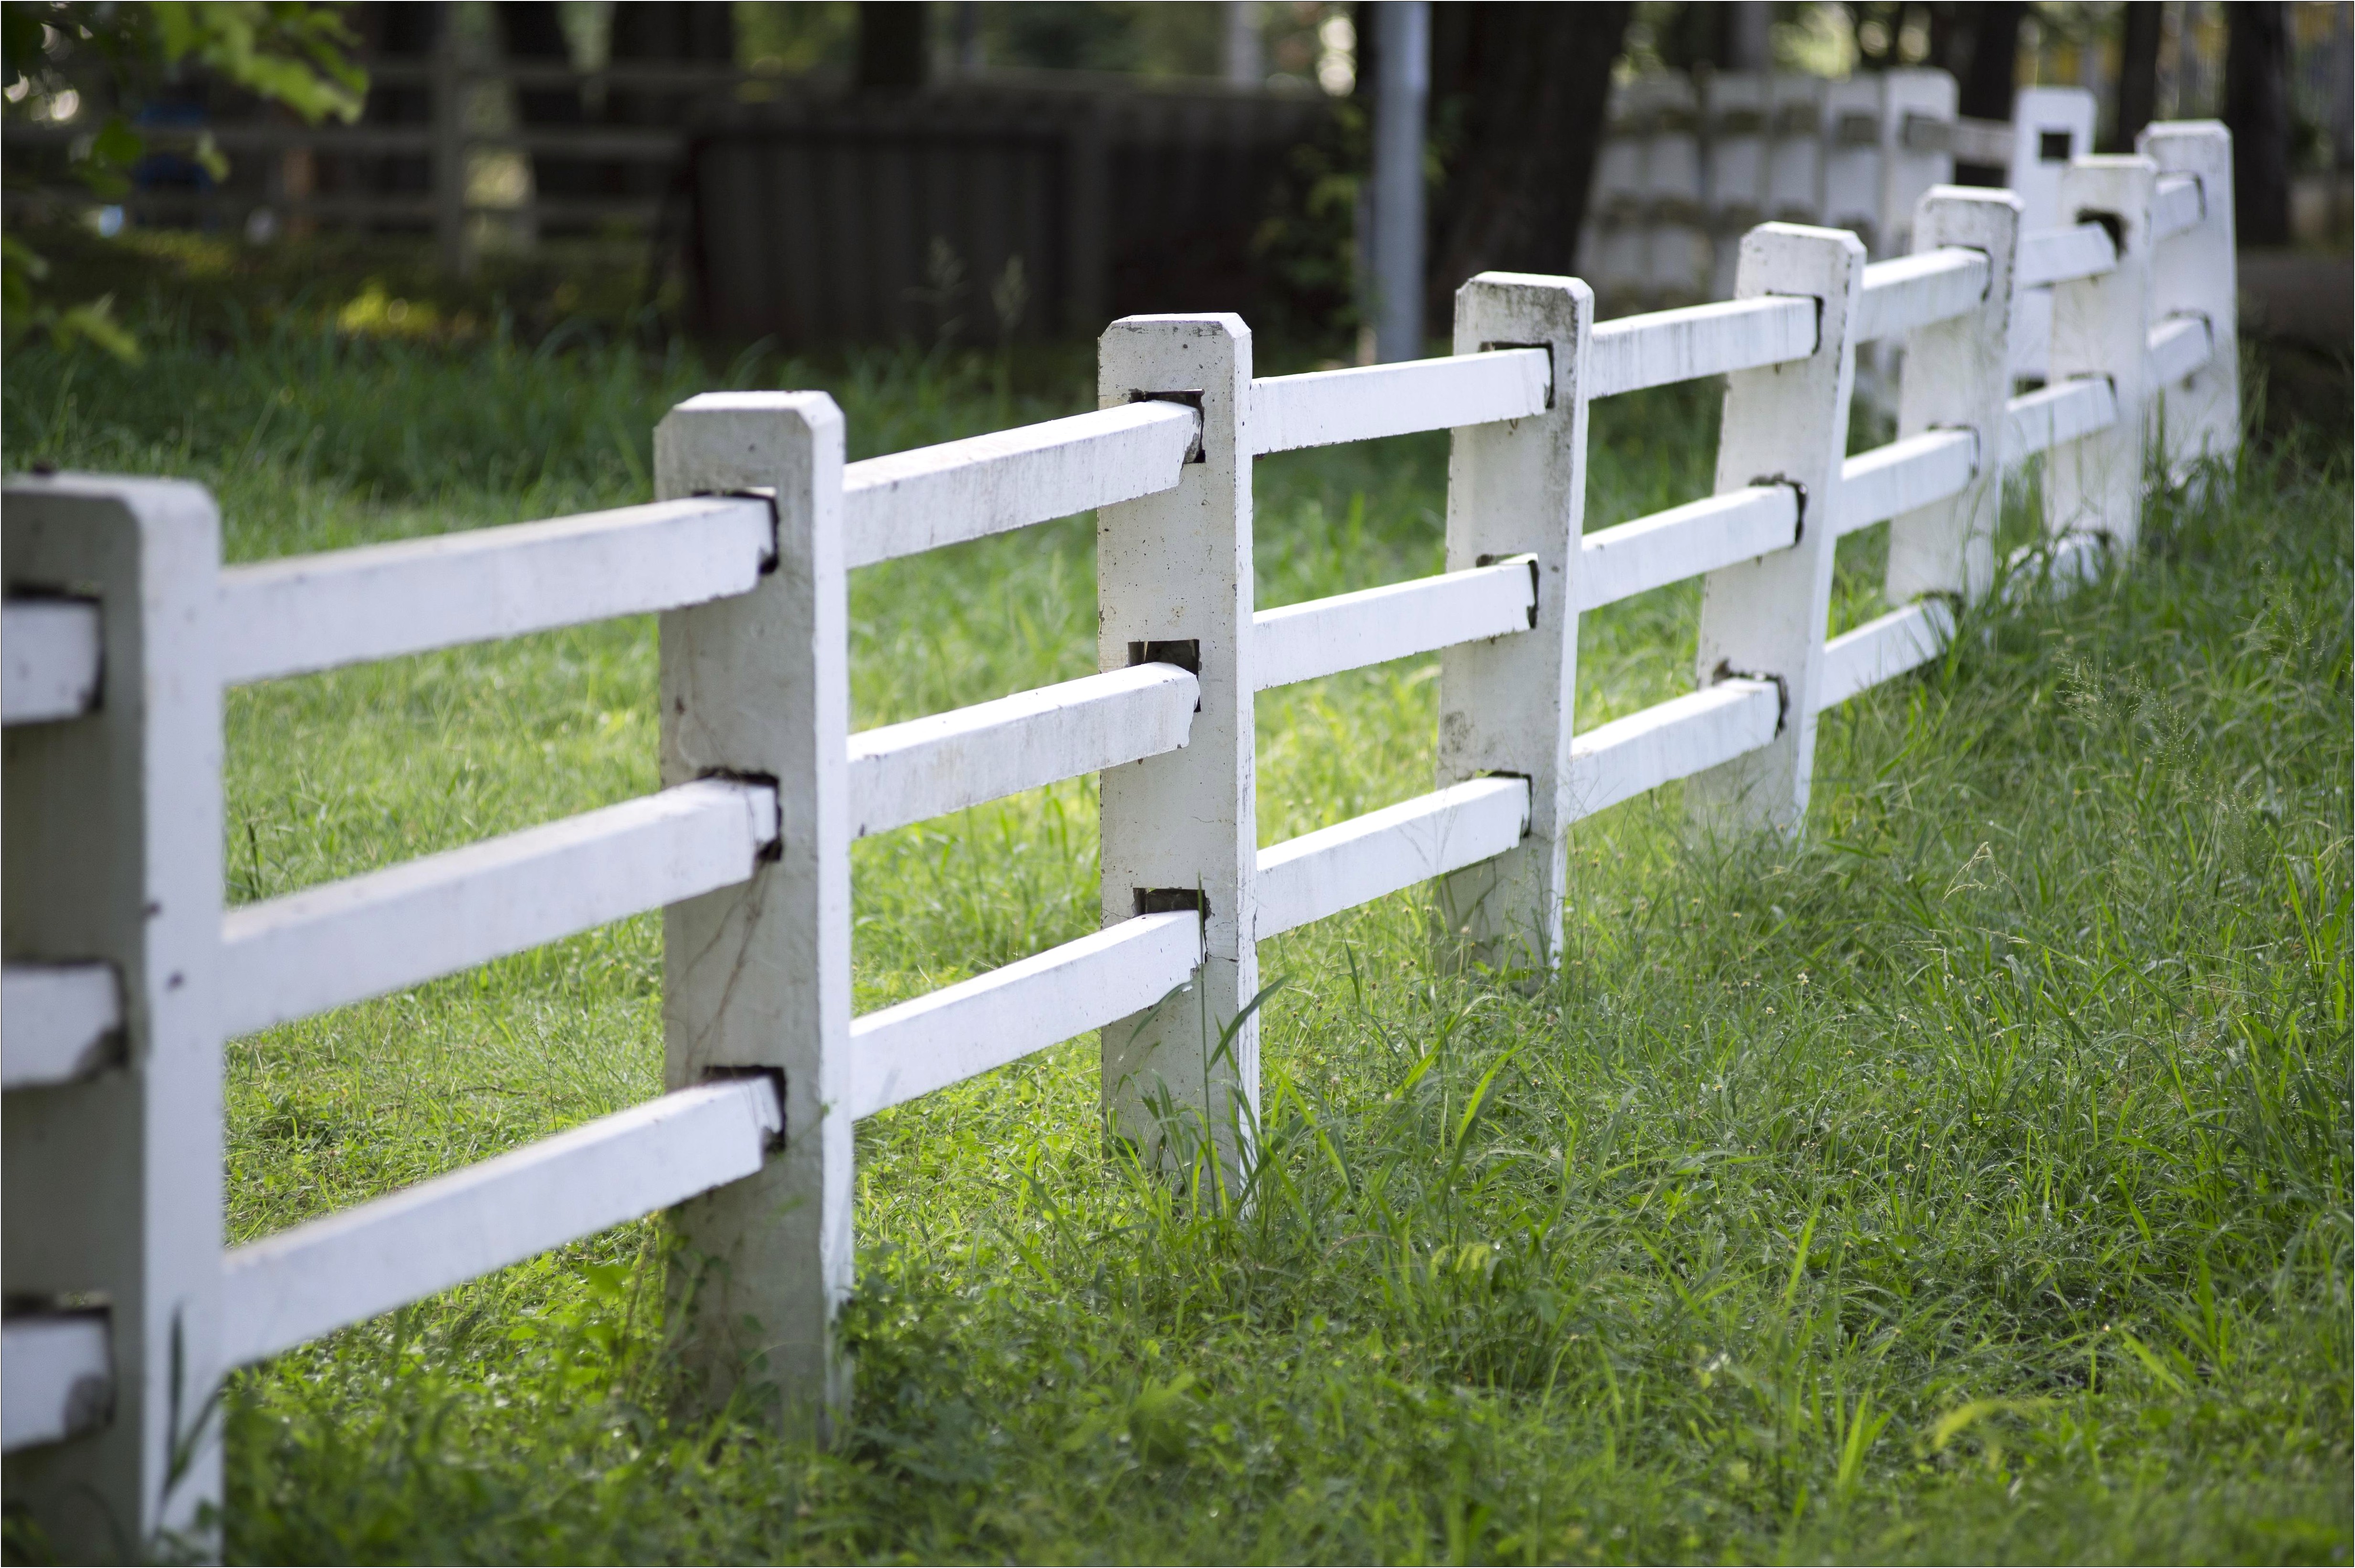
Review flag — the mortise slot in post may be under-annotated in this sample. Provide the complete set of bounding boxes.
[1127,639,1202,709]
[1746,476,1808,540]
[1710,660,1790,734]
[1134,887,1209,919]
[2076,209,2125,253]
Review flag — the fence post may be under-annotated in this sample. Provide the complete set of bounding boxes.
[2,478,225,1557]
[1886,187,2024,607]
[2138,123,2239,484]
[1433,273,1590,973]
[654,393,851,1436]
[1876,69,1959,260]
[1095,315,1255,1187]
[2044,156,2157,557]
[1689,223,1867,836]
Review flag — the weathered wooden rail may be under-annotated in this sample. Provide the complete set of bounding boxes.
[0,125,2237,1558]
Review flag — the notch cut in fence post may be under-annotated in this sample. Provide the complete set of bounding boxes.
[2,476,225,1558]
[1885,186,2022,607]
[2044,155,2156,557]
[1095,316,1251,1189]
[1433,273,1590,975]
[2138,123,2237,491]
[654,393,850,1438]
[1690,222,1866,836]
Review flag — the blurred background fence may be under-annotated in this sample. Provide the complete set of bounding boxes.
[2,1,2349,354]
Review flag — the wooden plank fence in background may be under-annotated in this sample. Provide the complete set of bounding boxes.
[0,124,2237,1558]
[0,56,1325,347]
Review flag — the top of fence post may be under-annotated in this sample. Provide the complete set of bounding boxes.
[1689,222,1867,836]
[3,475,226,1558]
[652,391,852,1438]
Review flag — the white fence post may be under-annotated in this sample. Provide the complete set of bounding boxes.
[1877,69,1959,260]
[2044,156,2157,556]
[2,478,225,1556]
[653,393,851,1435]
[1433,273,1591,972]
[2139,122,2239,483]
[1095,316,1254,1186]
[1689,224,1867,835]
[1886,187,2024,606]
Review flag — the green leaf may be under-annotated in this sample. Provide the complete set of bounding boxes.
[91,113,144,170]
[51,295,141,363]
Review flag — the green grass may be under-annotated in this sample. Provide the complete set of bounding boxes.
[4,299,2348,1566]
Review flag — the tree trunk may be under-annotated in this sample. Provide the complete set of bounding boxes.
[608,3,736,197]
[2111,1,2162,152]
[2226,1,2292,245]
[1424,2,1633,323]
[1954,1,2023,120]
[496,3,597,203]
[347,3,441,206]
[1952,1,2024,185]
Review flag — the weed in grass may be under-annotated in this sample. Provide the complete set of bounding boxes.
[2,302,2346,1565]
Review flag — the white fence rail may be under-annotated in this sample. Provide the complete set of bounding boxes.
[0,123,2238,1555]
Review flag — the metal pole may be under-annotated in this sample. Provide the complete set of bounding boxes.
[1371,1,1428,363]
[431,4,470,278]
[1223,2,1264,89]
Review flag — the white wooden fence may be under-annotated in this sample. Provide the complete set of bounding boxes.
[1581,73,2106,387]
[0,123,2236,1556]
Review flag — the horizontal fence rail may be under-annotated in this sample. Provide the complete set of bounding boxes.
[220,1077,783,1369]
[1587,296,1817,399]
[1577,487,1799,612]
[2003,376,2120,462]
[219,497,775,685]
[1853,247,1988,342]
[2015,220,2120,289]
[0,598,101,724]
[0,963,122,1089]
[1836,429,1980,536]
[849,910,1202,1120]
[1248,349,1551,454]
[843,401,1199,568]
[1566,681,1784,821]
[1821,601,1955,709]
[1255,559,1535,689]
[2148,315,2215,387]
[0,122,2237,1547]
[0,1314,110,1454]
[221,778,779,1036]
[2153,173,2205,240]
[1256,777,1531,940]
[847,664,1199,837]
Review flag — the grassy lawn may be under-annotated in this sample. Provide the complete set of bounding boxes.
[4,271,2348,1564]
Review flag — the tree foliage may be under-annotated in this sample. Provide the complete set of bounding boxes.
[0,1,366,356]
